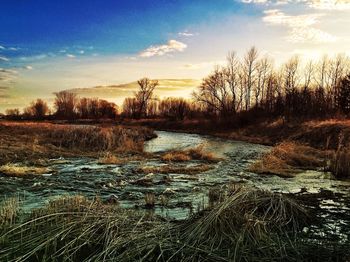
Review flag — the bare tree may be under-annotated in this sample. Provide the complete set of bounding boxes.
[303,60,315,90]
[134,78,158,118]
[254,57,272,107]
[25,99,49,119]
[54,91,77,119]
[243,46,259,110]
[283,55,300,92]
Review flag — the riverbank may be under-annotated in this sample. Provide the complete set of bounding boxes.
[124,117,350,150]
[2,187,348,262]
[0,121,156,167]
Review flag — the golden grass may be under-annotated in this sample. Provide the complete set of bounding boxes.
[0,121,156,165]
[162,145,220,163]
[98,152,125,164]
[0,197,19,228]
[0,189,313,261]
[249,142,325,178]
[139,164,213,175]
[0,164,51,177]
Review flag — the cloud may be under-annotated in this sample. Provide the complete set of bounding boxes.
[0,45,20,51]
[0,56,10,62]
[66,54,76,58]
[139,40,187,58]
[308,0,350,10]
[263,9,337,43]
[182,60,226,70]
[242,0,269,3]
[178,31,194,37]
[23,65,33,70]
[242,0,350,9]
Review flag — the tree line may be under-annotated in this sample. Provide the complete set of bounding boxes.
[4,47,350,122]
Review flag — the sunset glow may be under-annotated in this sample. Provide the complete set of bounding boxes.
[1,0,350,112]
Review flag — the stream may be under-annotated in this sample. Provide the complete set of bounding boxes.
[1,131,350,242]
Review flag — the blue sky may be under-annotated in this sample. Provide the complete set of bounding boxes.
[1,1,253,57]
[1,0,350,112]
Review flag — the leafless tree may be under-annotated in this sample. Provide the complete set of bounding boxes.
[54,91,77,119]
[243,46,259,110]
[283,55,300,92]
[134,78,158,118]
[24,99,49,119]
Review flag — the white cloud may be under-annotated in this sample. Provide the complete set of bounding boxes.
[0,46,5,50]
[24,65,33,70]
[305,0,350,10]
[263,9,337,43]
[79,50,85,54]
[182,60,226,70]
[139,40,187,58]
[8,47,19,51]
[178,31,194,37]
[0,56,10,62]
[242,0,350,9]
[242,0,269,3]
[66,54,76,58]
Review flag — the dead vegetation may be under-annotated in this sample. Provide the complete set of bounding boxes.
[161,145,220,163]
[0,164,51,177]
[249,142,326,177]
[0,197,19,229]
[138,164,213,175]
[0,188,328,261]
[0,121,156,165]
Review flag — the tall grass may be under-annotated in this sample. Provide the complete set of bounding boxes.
[329,134,350,178]
[162,145,220,163]
[0,198,19,229]
[0,122,156,165]
[249,141,325,177]
[48,126,148,152]
[0,164,50,177]
[0,188,318,262]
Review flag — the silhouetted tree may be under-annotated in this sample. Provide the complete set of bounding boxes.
[134,78,158,118]
[54,91,77,119]
[24,99,49,119]
[336,74,350,115]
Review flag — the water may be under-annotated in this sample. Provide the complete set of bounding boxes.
[1,131,350,234]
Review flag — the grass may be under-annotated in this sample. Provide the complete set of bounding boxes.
[0,188,324,261]
[0,198,19,229]
[162,145,220,163]
[249,142,326,178]
[330,148,350,179]
[0,121,156,165]
[0,164,51,177]
[329,133,350,179]
[139,164,213,175]
[144,193,156,208]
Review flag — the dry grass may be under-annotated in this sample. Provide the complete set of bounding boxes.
[139,164,213,175]
[0,121,156,165]
[162,145,220,163]
[144,193,156,208]
[249,142,326,177]
[0,164,51,177]
[0,189,316,261]
[330,148,350,179]
[0,197,19,228]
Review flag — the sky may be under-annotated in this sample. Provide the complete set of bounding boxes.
[1,0,350,112]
